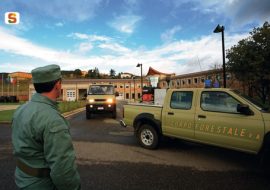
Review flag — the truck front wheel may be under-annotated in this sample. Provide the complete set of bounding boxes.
[137,124,159,149]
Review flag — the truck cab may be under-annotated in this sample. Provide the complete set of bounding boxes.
[120,88,270,165]
[86,84,116,119]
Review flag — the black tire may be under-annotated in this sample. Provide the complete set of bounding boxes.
[259,138,270,173]
[86,111,92,119]
[137,124,159,149]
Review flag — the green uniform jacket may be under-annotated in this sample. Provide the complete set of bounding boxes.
[12,93,81,189]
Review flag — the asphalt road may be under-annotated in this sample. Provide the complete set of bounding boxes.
[1,102,270,190]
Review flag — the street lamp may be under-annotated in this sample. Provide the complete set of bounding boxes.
[132,76,136,101]
[136,63,143,100]
[213,24,226,88]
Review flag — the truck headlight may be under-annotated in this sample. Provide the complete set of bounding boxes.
[89,99,94,103]
[107,98,113,103]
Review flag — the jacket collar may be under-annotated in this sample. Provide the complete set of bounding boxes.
[31,93,58,109]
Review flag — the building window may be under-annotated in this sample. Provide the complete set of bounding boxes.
[126,85,129,88]
[126,93,129,99]
[177,80,180,86]
[120,85,123,88]
[188,79,191,84]
[114,85,117,88]
[182,80,185,85]
[201,77,205,83]
[194,78,198,84]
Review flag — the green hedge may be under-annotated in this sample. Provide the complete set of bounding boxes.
[0,110,16,122]
[58,101,85,113]
[0,101,85,122]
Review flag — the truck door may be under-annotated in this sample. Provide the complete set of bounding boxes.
[162,90,196,140]
[195,90,264,153]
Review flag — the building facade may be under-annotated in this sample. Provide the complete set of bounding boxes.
[29,78,150,101]
[158,69,242,90]
[146,67,175,88]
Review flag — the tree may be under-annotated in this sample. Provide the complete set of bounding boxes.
[74,69,82,78]
[109,69,116,78]
[94,67,100,78]
[226,22,270,104]
[86,67,100,79]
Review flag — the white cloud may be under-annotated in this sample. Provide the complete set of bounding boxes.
[78,42,93,53]
[69,33,111,42]
[161,25,182,42]
[55,22,64,27]
[0,26,248,76]
[109,14,142,34]
[163,0,270,27]
[98,43,131,54]
[191,0,270,26]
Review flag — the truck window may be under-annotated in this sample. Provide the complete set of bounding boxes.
[170,91,193,110]
[201,91,240,113]
[88,85,114,95]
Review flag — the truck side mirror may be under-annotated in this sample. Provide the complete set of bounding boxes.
[237,104,253,115]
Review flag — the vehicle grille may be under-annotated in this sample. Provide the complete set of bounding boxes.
[95,99,106,102]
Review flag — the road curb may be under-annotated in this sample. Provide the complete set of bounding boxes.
[0,107,85,124]
[62,107,85,118]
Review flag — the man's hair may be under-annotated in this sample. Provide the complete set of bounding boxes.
[34,79,60,93]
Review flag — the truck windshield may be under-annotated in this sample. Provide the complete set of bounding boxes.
[232,90,269,112]
[88,85,114,95]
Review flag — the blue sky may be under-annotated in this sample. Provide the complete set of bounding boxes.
[0,0,269,76]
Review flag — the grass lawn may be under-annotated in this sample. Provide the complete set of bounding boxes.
[0,102,24,105]
[0,110,16,122]
[0,101,85,122]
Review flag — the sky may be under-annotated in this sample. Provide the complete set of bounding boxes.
[0,0,269,76]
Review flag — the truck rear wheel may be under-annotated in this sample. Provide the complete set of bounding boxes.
[137,124,159,149]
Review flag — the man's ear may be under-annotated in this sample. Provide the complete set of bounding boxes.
[55,80,61,90]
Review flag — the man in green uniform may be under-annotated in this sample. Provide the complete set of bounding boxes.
[12,64,81,189]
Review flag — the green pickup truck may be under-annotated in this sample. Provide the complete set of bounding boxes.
[120,88,270,164]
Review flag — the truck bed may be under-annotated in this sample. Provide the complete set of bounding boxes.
[123,103,162,127]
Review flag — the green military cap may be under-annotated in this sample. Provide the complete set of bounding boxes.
[31,64,62,83]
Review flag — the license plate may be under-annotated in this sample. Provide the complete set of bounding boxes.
[97,107,104,110]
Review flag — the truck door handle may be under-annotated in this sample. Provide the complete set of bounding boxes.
[168,112,174,115]
[198,115,206,119]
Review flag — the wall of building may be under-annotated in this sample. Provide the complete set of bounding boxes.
[29,78,149,101]
[158,69,242,90]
